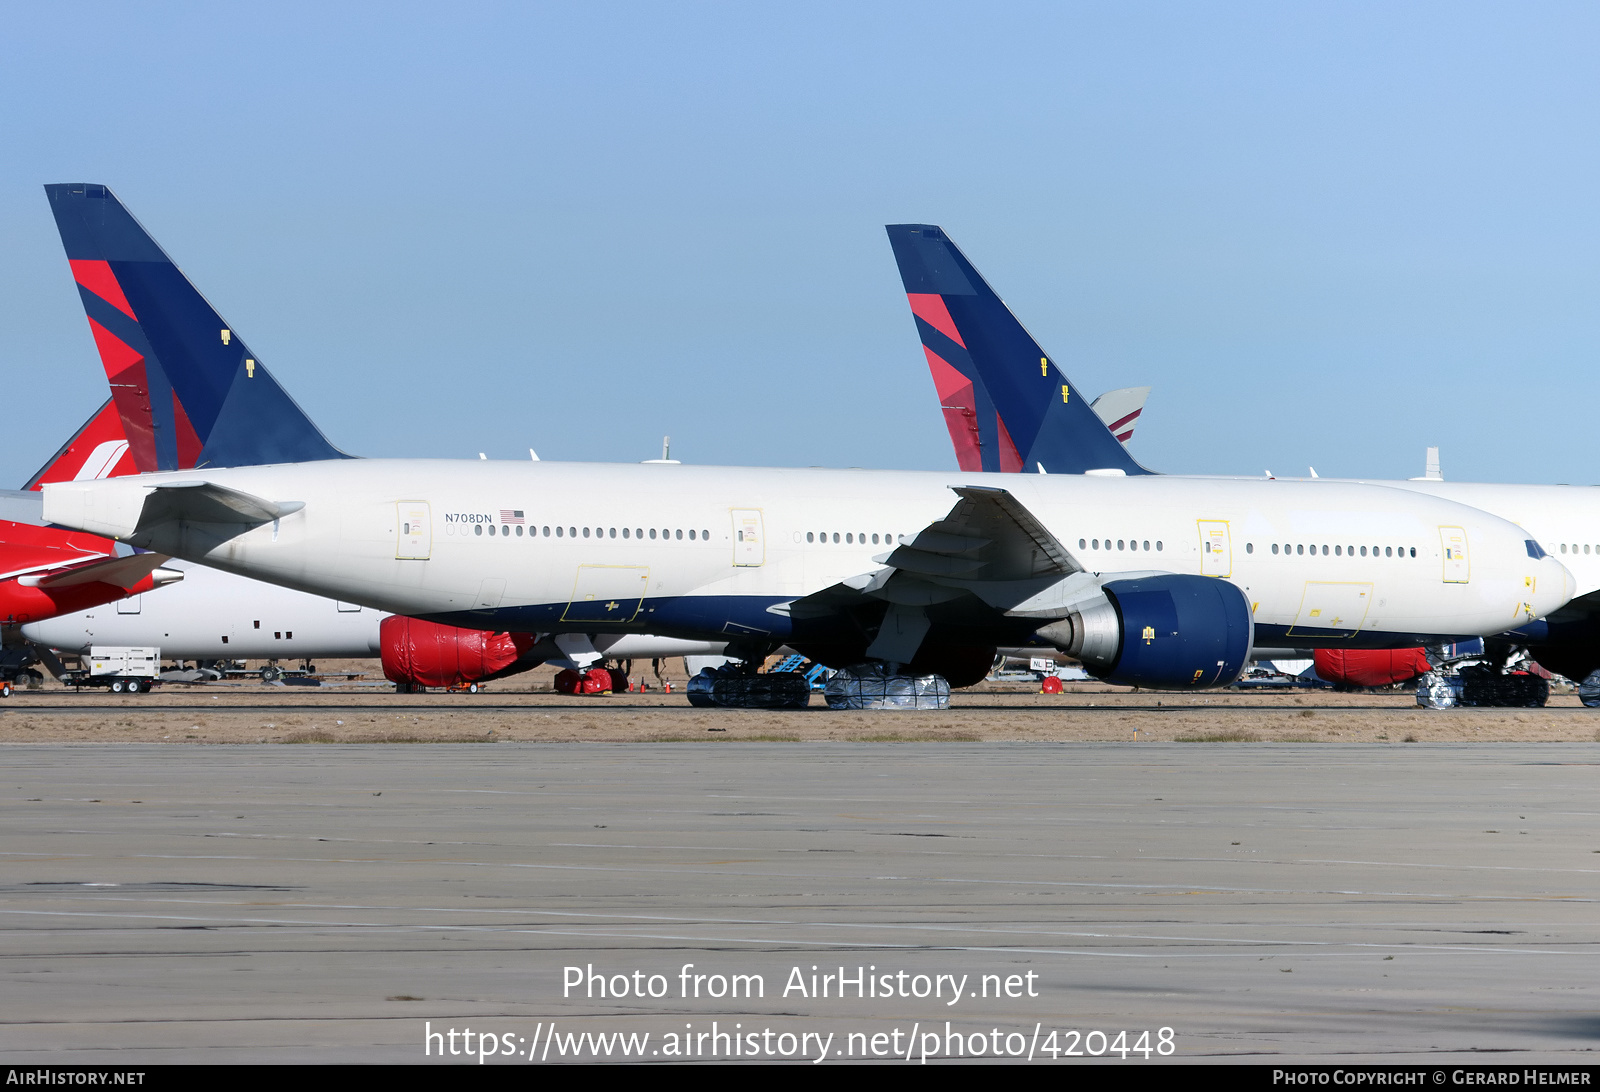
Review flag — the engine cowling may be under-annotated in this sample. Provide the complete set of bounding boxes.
[380,615,537,689]
[1037,574,1253,690]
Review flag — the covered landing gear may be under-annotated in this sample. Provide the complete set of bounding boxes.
[1417,643,1551,708]
[553,666,627,696]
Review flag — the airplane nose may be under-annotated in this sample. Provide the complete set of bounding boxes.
[1536,556,1575,616]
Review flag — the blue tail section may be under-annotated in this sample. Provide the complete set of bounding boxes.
[45,184,351,470]
[886,224,1151,476]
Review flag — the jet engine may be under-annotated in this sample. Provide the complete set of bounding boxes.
[380,615,538,691]
[1037,574,1252,689]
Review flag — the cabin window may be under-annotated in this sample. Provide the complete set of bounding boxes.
[650,529,657,539]
[1246,542,1253,554]
[1156,541,1162,551]
[1271,544,1279,555]
[806,532,813,543]
[475,524,483,536]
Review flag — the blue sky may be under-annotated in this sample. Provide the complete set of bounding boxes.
[4,2,1600,484]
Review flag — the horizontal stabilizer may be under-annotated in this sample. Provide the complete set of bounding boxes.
[25,552,181,591]
[135,481,303,531]
[0,490,46,527]
[41,478,302,545]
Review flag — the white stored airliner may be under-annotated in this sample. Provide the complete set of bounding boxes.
[26,186,1576,690]
[39,461,1574,689]
[20,184,726,685]
[883,222,1600,687]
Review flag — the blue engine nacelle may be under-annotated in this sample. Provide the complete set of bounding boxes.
[1038,574,1253,689]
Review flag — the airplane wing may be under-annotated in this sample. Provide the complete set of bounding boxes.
[790,486,1094,662]
[878,485,1079,584]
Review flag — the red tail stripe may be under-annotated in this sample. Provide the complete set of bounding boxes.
[1107,408,1142,433]
[69,260,137,320]
[995,414,1023,473]
[906,293,967,348]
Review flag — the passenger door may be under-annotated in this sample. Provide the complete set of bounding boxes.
[1198,520,1231,578]
[396,501,432,560]
[1438,526,1470,583]
[732,509,765,567]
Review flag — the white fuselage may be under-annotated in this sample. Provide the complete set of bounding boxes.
[40,460,1574,652]
[19,560,727,664]
[21,560,381,659]
[1345,480,1600,600]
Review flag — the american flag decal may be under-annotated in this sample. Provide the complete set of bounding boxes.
[500,510,524,524]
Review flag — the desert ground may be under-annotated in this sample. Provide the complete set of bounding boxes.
[3,659,1596,744]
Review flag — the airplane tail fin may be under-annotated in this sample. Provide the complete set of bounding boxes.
[45,183,351,471]
[23,401,136,490]
[1089,386,1151,446]
[885,224,1150,475]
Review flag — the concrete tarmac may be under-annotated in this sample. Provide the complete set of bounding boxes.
[1,743,1597,1064]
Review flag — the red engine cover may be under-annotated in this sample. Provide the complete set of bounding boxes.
[1314,648,1432,688]
[380,615,534,688]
